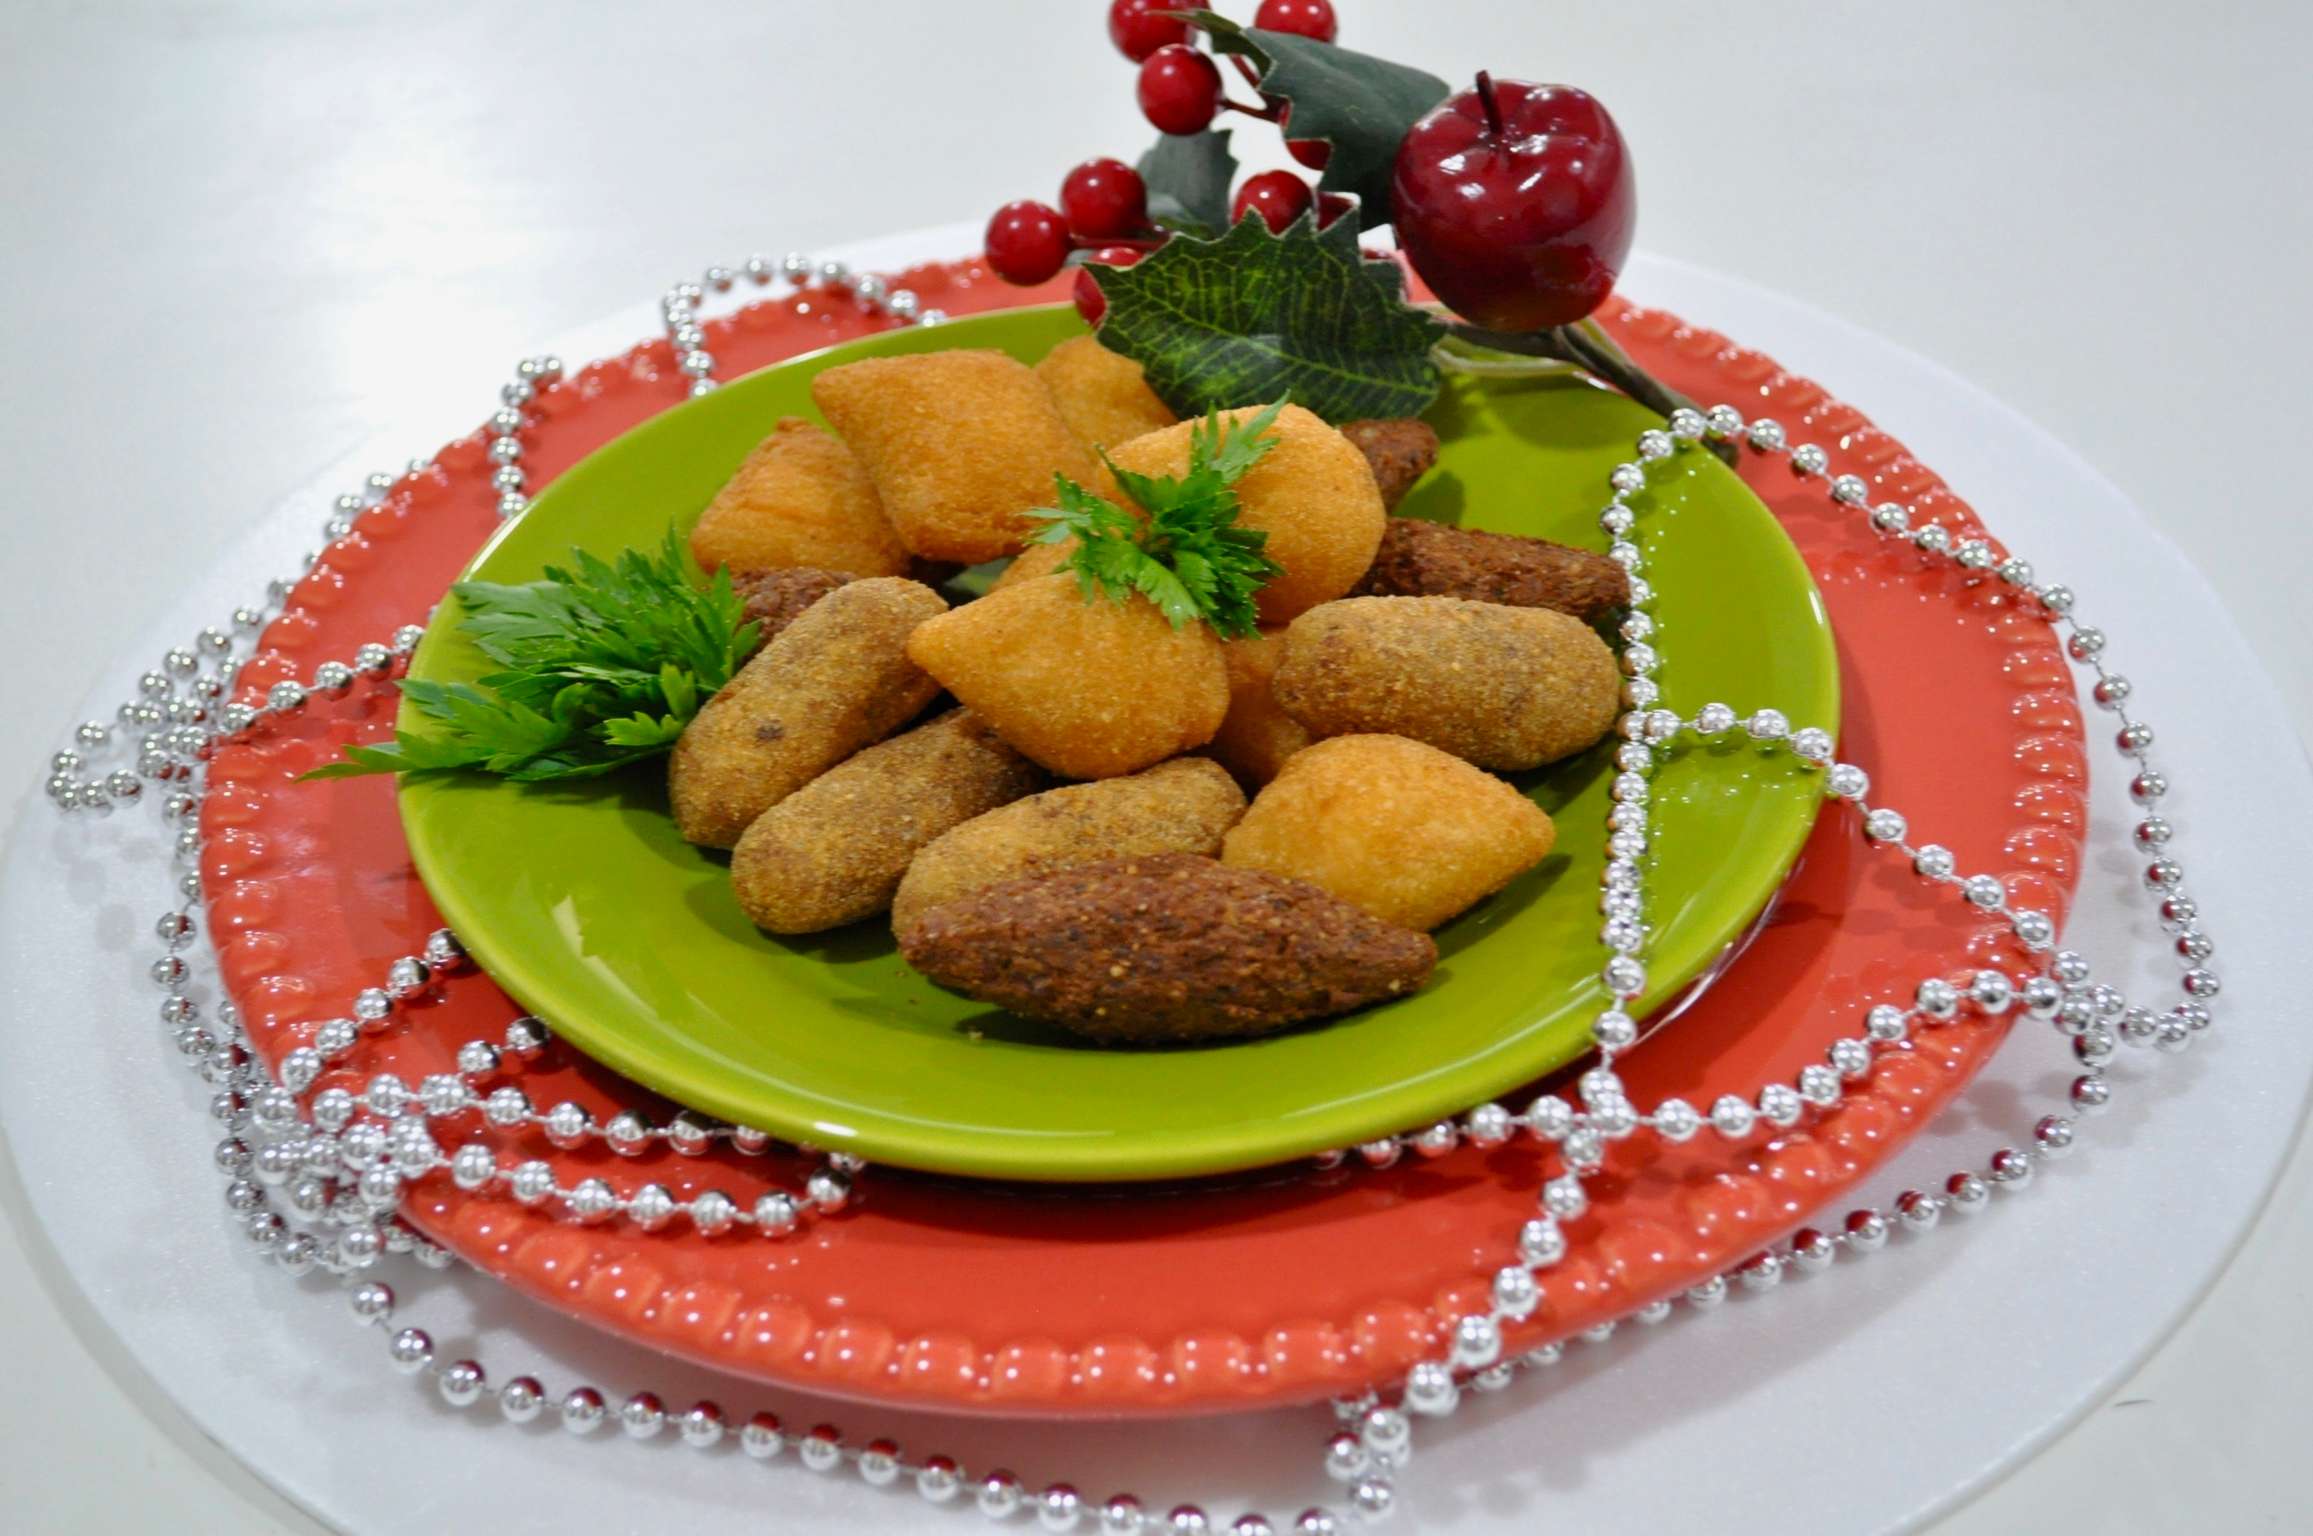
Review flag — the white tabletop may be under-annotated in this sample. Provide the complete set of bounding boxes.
[1,2,2308,1531]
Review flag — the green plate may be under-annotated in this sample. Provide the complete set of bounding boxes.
[401,305,1838,1182]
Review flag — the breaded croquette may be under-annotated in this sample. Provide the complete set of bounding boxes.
[1273,596,1619,772]
[1221,735,1555,930]
[731,565,858,643]
[811,349,1096,564]
[668,576,946,848]
[730,710,1046,934]
[891,758,1245,932]
[689,418,910,578]
[898,852,1436,1043]
[1338,418,1440,510]
[1034,335,1178,452]
[1351,517,1631,621]
[1104,402,1384,626]
[904,573,1229,779]
[1207,627,1311,788]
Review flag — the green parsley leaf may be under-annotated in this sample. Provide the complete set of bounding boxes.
[304,528,758,782]
[1028,398,1288,640]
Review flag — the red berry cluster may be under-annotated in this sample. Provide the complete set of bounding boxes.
[985,0,1348,323]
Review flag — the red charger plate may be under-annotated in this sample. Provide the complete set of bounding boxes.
[206,258,2086,1415]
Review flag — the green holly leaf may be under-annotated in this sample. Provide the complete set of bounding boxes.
[1092,213,1443,423]
[1187,14,1450,231]
[1136,126,1238,236]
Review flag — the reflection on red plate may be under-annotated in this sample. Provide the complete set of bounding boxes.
[205,259,2085,1416]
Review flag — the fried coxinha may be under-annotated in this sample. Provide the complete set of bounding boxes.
[663,338,1627,1043]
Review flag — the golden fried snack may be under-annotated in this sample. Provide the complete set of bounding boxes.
[1338,418,1440,510]
[1104,403,1384,626]
[730,710,1046,934]
[668,576,946,849]
[1351,517,1630,621]
[1208,627,1311,787]
[1273,596,1619,772]
[811,349,1096,564]
[1034,335,1177,451]
[689,418,910,578]
[731,566,858,643]
[1221,735,1555,931]
[904,573,1229,779]
[891,758,1245,932]
[898,852,1436,1043]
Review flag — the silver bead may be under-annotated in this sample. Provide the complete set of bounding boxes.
[1492,1265,1540,1320]
[1704,404,1745,438]
[1789,443,1828,475]
[604,1111,651,1156]
[1517,1218,1566,1266]
[920,1459,967,1504]
[1945,1170,1990,1214]
[979,1471,1026,1520]
[2010,909,2056,949]
[1168,1506,1214,1535]
[678,1401,726,1448]
[628,1184,678,1231]
[542,1100,591,1146]
[1988,1147,2035,1188]
[806,1167,853,1211]
[1790,1227,1837,1273]
[1040,1484,1086,1531]
[1747,418,1786,452]
[2034,1115,2077,1158]
[2071,1073,2112,1115]
[1652,1097,1700,1141]
[438,1360,487,1407]
[1686,1275,1728,1308]
[565,1178,617,1223]
[619,1391,666,1439]
[1915,977,1959,1019]
[1449,1313,1502,1369]
[860,1439,902,1486]
[387,1327,433,1373]
[1738,1251,1784,1290]
[499,1376,545,1423]
[508,1160,556,1204]
[1231,1517,1276,1536]
[1710,1094,1756,1138]
[504,1016,550,1057]
[1970,970,2015,1012]
[691,1189,738,1234]
[348,1280,395,1325]
[2154,1016,2195,1054]
[1843,1209,1889,1252]
[1402,1360,1459,1416]
[353,642,394,677]
[1862,808,1907,842]
[741,1411,785,1459]
[1829,473,1868,505]
[561,1387,607,1434]
[2182,968,2221,999]
[2075,1026,2118,1067]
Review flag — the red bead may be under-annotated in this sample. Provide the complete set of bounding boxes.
[1281,105,1332,169]
[1137,45,1222,136]
[1231,170,1314,233]
[1316,192,1356,228]
[983,200,1070,286]
[1254,0,1338,42]
[1074,246,1143,326]
[1108,0,1190,62]
[1059,158,1149,241]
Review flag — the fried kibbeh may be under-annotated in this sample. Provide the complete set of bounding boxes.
[731,565,859,642]
[1222,735,1555,930]
[897,852,1435,1043]
[891,758,1245,932]
[1208,627,1311,787]
[689,418,910,578]
[1104,402,1384,625]
[811,349,1097,564]
[1274,596,1619,771]
[1034,335,1177,451]
[1352,516,1630,621]
[905,573,1229,779]
[1339,418,1440,510]
[669,576,946,848]
[731,710,1045,934]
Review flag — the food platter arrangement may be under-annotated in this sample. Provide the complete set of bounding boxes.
[27,3,2238,1530]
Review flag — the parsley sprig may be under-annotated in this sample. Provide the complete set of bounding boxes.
[306,530,758,782]
[1029,398,1287,639]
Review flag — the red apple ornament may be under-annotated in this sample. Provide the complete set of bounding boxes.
[1390,74,1636,331]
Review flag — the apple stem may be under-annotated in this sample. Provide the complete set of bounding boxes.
[1445,318,1737,466]
[1474,70,1503,135]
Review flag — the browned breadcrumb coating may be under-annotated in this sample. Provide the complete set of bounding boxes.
[689,417,910,578]
[904,573,1228,779]
[897,852,1435,1043]
[1338,418,1440,510]
[892,758,1245,932]
[1207,627,1311,788]
[1273,596,1619,772]
[730,710,1046,934]
[668,576,946,849]
[730,566,858,643]
[1350,516,1631,621]
[811,349,1096,564]
[1104,403,1384,625]
[1033,335,1178,451]
[1221,735,1555,930]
